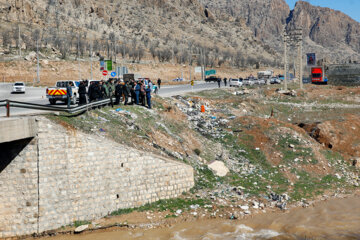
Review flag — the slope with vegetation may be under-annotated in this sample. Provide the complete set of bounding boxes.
[46,83,360,233]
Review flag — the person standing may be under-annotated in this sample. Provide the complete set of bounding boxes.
[145,83,152,109]
[66,82,73,108]
[223,78,227,87]
[134,81,141,105]
[130,80,136,104]
[98,81,106,100]
[157,78,161,89]
[115,81,123,105]
[107,80,114,107]
[140,80,146,106]
[123,81,130,105]
[78,81,87,105]
[217,77,221,88]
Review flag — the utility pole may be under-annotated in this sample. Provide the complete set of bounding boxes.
[77,34,81,81]
[283,28,303,90]
[299,37,303,89]
[90,41,93,80]
[36,39,40,83]
[283,33,288,91]
[18,25,21,57]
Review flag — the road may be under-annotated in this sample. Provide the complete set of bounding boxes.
[0,82,226,117]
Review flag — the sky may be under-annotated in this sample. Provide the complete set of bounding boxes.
[285,0,360,22]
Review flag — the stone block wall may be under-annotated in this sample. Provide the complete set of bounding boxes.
[327,64,360,86]
[0,118,194,238]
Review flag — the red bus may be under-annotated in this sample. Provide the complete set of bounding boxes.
[311,67,328,84]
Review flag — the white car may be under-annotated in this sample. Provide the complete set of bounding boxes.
[229,78,243,87]
[12,82,26,94]
[258,79,266,85]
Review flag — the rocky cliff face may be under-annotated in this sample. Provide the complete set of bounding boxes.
[200,0,290,50]
[0,0,276,65]
[201,0,360,63]
[287,1,360,60]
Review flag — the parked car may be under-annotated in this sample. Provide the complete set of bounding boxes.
[258,79,266,85]
[172,78,185,82]
[12,82,26,94]
[205,76,220,82]
[229,78,243,87]
[243,78,250,86]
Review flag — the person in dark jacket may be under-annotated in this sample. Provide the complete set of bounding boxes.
[217,78,221,88]
[134,81,141,105]
[223,78,227,87]
[145,83,152,109]
[89,82,98,102]
[157,78,161,89]
[129,80,136,104]
[66,82,73,108]
[123,81,130,105]
[98,81,106,100]
[115,81,123,105]
[78,81,87,105]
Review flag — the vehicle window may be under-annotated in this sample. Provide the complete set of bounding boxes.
[75,81,80,87]
[312,73,322,78]
[14,83,24,86]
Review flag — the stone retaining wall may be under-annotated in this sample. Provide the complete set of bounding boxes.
[0,118,194,238]
[327,64,360,86]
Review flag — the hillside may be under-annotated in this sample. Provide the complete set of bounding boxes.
[200,0,360,63]
[0,0,277,68]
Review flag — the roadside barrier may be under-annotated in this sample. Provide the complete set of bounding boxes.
[0,98,114,117]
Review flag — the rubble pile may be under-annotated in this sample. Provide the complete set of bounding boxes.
[173,96,232,139]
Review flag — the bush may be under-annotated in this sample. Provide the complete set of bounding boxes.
[194,148,201,156]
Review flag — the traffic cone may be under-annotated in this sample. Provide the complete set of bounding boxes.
[201,105,205,113]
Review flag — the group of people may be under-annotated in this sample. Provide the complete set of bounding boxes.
[216,77,228,88]
[76,78,161,109]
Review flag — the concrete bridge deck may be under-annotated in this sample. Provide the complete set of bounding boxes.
[0,117,37,143]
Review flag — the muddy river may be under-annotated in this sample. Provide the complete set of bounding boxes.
[48,196,360,240]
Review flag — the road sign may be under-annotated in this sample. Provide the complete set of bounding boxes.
[100,61,105,71]
[111,71,116,77]
[306,53,316,66]
[191,80,194,86]
[195,67,202,73]
[205,69,216,76]
[106,60,113,71]
[102,70,108,76]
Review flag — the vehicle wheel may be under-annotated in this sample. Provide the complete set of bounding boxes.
[49,99,56,105]
[71,95,77,105]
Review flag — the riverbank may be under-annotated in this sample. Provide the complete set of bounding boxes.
[17,84,360,239]
[34,192,360,240]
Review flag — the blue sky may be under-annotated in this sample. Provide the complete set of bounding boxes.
[285,0,360,22]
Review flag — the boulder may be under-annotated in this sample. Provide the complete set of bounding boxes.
[208,161,229,177]
[24,51,36,61]
[74,224,88,233]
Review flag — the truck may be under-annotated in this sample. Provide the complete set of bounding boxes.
[257,70,274,80]
[311,67,328,84]
[46,80,79,105]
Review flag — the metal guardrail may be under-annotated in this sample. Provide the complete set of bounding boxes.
[1,98,114,117]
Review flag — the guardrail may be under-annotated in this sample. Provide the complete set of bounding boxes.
[0,98,114,117]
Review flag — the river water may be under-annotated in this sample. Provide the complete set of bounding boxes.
[50,196,360,240]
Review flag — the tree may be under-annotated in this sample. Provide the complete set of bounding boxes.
[137,47,145,62]
[2,30,11,48]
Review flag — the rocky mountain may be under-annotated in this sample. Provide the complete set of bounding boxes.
[287,1,360,62]
[199,0,290,51]
[200,0,360,63]
[0,0,277,67]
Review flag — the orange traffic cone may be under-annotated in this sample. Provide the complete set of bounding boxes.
[201,105,205,113]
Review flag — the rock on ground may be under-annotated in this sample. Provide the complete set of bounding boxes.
[208,161,229,177]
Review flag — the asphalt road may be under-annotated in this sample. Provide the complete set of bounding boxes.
[0,82,226,117]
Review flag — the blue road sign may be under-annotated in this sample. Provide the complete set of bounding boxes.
[111,71,116,77]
